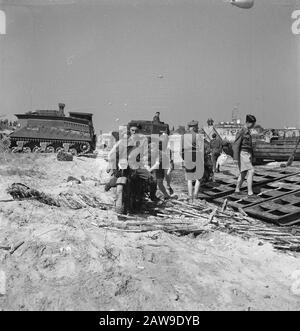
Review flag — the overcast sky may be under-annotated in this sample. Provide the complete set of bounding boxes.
[0,0,300,132]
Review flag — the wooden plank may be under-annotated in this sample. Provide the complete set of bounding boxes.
[214,173,300,211]
[199,169,300,200]
[244,191,300,226]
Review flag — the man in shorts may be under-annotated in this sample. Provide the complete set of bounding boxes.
[233,114,257,196]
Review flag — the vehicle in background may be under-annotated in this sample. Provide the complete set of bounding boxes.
[127,120,170,137]
[9,103,96,155]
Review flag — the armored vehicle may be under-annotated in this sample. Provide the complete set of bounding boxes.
[127,120,170,136]
[9,103,96,154]
[111,120,170,142]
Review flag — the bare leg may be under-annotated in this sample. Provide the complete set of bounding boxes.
[211,153,219,173]
[157,179,171,198]
[194,179,201,199]
[247,169,255,196]
[235,171,247,193]
[187,180,193,201]
[165,171,173,195]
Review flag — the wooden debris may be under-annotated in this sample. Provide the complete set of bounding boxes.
[89,197,300,252]
[209,208,218,223]
[152,199,300,252]
[238,207,248,217]
[0,245,10,251]
[10,241,25,255]
[0,241,25,254]
[90,215,211,236]
[7,183,112,210]
[7,183,60,207]
[221,199,228,212]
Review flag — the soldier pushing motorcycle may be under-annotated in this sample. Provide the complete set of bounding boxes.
[105,124,158,212]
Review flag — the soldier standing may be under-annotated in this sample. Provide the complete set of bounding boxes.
[233,114,257,196]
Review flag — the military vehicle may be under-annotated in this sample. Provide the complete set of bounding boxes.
[111,120,170,142]
[127,120,170,136]
[9,103,96,154]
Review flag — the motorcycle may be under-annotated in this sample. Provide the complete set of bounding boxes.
[114,159,152,214]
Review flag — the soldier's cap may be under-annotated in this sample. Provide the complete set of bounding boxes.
[188,120,199,127]
[246,114,256,124]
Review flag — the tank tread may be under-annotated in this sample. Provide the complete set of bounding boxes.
[9,138,93,154]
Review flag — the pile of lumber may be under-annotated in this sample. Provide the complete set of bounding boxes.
[91,198,300,252]
[58,192,111,210]
[7,183,300,252]
[163,199,300,252]
[92,213,211,236]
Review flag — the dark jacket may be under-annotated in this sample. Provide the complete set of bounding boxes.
[233,127,253,161]
[209,138,223,155]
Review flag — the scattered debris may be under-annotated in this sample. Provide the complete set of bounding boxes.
[92,216,210,236]
[66,176,81,184]
[238,207,248,217]
[209,208,218,224]
[213,170,300,226]
[59,246,72,256]
[221,199,228,212]
[77,153,97,159]
[6,183,111,210]
[7,183,60,207]
[58,192,111,210]
[10,240,25,255]
[57,150,73,162]
[0,245,10,251]
[1,153,300,311]
[154,198,300,252]
[0,240,25,255]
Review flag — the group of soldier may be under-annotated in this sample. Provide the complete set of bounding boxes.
[105,113,257,204]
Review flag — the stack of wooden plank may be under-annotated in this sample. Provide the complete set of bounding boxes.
[213,171,300,226]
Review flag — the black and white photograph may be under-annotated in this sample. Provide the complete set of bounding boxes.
[1,0,300,314]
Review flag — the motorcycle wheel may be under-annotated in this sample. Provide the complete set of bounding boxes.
[115,184,126,214]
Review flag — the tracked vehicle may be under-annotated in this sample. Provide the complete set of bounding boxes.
[127,120,170,136]
[9,103,96,154]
